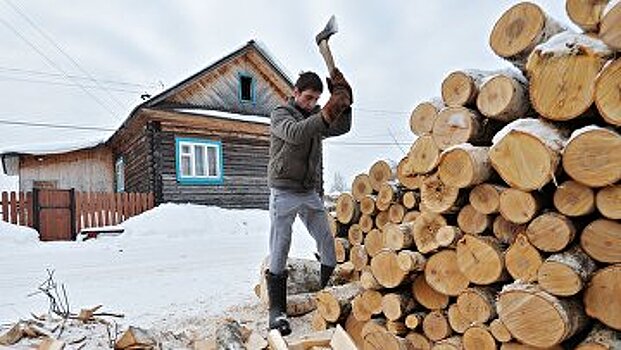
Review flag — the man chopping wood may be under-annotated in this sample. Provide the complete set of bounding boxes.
[265,67,353,335]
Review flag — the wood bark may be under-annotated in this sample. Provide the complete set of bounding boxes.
[563,127,621,188]
[537,245,597,297]
[595,58,621,126]
[581,218,621,263]
[439,145,492,189]
[425,250,470,297]
[490,118,567,191]
[490,2,565,68]
[498,282,588,348]
[584,264,621,331]
[553,180,596,217]
[596,184,621,220]
[576,323,621,350]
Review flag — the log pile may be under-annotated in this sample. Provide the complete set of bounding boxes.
[313,2,621,349]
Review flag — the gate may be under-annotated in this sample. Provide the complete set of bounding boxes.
[33,188,75,241]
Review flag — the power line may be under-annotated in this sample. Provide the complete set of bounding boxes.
[0,11,119,118]
[0,65,157,88]
[3,0,127,110]
[0,118,116,132]
[0,74,144,93]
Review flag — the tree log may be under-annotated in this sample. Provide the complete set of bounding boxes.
[432,106,488,150]
[406,332,432,350]
[553,180,596,216]
[364,228,384,258]
[526,32,613,121]
[525,212,576,252]
[382,292,416,321]
[490,2,565,69]
[403,210,421,223]
[576,323,621,350]
[383,222,415,251]
[335,238,351,263]
[463,326,496,350]
[359,214,374,233]
[421,174,462,214]
[386,320,408,336]
[336,193,361,224]
[492,215,526,245]
[490,118,568,191]
[410,99,444,136]
[566,0,610,32]
[406,135,441,174]
[581,218,621,263]
[401,191,419,210]
[599,1,621,50]
[499,189,541,224]
[287,291,319,316]
[397,156,424,190]
[457,287,498,325]
[412,274,450,311]
[477,71,529,122]
[371,250,410,288]
[412,212,448,254]
[441,70,487,107]
[595,58,621,126]
[352,174,374,202]
[457,204,491,235]
[498,282,588,348]
[376,211,390,230]
[345,315,367,350]
[456,234,506,285]
[432,336,463,350]
[348,224,364,245]
[447,303,472,334]
[436,226,464,249]
[505,234,543,283]
[377,182,401,211]
[405,312,426,330]
[216,320,245,350]
[470,183,506,215]
[563,127,621,187]
[425,250,470,296]
[352,290,382,322]
[360,266,382,291]
[316,283,363,323]
[311,310,329,331]
[389,203,406,224]
[350,244,368,271]
[585,264,621,331]
[397,250,427,273]
[423,310,452,342]
[360,195,378,216]
[490,319,512,343]
[596,184,621,219]
[439,145,492,189]
[258,257,322,303]
[369,160,396,192]
[538,245,597,297]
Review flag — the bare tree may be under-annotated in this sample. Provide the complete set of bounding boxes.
[330,172,346,193]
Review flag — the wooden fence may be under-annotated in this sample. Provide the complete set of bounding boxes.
[1,190,154,235]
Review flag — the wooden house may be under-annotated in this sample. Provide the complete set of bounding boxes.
[1,40,295,209]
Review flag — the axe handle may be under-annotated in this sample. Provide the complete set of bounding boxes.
[318,40,336,75]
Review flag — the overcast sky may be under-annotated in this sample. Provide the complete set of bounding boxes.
[0,1,573,191]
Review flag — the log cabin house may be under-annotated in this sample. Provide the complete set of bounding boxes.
[1,40,296,209]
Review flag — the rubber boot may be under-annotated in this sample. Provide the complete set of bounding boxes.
[320,264,335,288]
[266,270,291,335]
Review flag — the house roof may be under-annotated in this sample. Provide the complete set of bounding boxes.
[171,108,270,125]
[0,137,108,156]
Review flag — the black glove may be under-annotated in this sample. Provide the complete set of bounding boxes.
[326,68,353,105]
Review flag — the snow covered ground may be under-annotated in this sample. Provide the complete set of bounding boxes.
[0,203,318,331]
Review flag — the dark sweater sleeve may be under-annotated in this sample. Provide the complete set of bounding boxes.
[270,107,327,145]
[323,107,352,137]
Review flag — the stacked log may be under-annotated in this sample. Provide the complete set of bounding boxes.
[314,2,621,349]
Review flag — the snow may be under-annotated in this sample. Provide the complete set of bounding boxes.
[605,0,620,16]
[447,113,468,128]
[565,125,618,147]
[442,143,478,154]
[536,31,613,57]
[0,137,107,156]
[0,203,318,329]
[174,108,271,125]
[0,174,18,191]
[492,118,567,151]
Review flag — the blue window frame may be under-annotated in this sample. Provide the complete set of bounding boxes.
[175,137,224,184]
[238,72,255,103]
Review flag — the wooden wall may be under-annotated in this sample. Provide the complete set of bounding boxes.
[19,147,114,192]
[164,48,291,117]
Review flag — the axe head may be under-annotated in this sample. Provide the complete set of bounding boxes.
[315,15,338,45]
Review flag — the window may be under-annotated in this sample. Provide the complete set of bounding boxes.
[239,73,254,102]
[115,157,125,192]
[175,138,223,184]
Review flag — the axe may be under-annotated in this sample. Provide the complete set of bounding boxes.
[315,15,338,75]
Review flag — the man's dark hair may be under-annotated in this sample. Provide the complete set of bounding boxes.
[295,71,323,93]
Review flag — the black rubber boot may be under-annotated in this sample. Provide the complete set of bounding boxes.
[320,264,335,288]
[266,270,291,336]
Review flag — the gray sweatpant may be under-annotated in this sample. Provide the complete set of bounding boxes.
[269,187,336,274]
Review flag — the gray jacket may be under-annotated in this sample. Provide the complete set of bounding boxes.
[268,97,352,192]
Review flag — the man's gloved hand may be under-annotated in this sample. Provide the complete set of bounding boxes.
[326,68,353,104]
[323,68,352,124]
